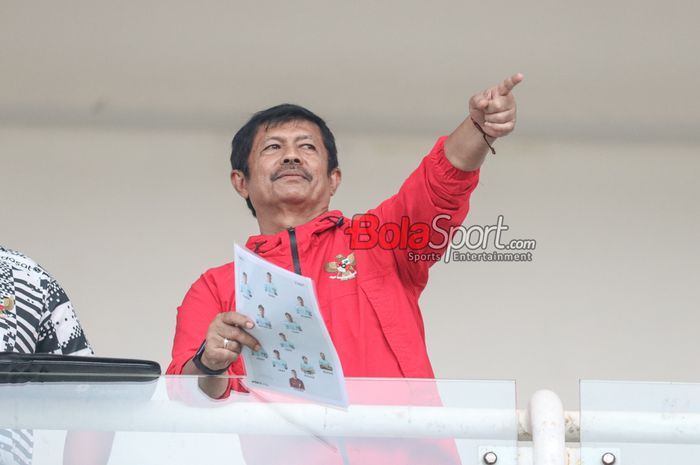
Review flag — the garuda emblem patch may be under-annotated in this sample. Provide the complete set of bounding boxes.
[324,253,357,280]
[0,296,15,316]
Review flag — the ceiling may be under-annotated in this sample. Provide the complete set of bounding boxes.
[1,0,698,141]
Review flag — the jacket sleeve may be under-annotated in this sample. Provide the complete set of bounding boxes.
[37,274,93,356]
[367,136,480,290]
[166,270,244,377]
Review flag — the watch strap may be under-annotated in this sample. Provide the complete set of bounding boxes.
[191,340,228,376]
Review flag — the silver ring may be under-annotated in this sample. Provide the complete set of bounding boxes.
[223,337,230,350]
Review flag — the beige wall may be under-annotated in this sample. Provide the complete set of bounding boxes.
[2,125,699,408]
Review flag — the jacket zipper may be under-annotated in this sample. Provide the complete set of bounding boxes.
[288,227,302,275]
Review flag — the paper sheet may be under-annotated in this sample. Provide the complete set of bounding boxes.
[234,244,348,407]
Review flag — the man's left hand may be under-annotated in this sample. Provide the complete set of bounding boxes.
[469,73,523,138]
[444,72,524,171]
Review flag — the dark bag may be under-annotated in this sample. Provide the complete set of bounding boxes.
[0,352,161,383]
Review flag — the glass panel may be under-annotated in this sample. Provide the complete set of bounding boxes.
[580,380,700,465]
[0,373,516,465]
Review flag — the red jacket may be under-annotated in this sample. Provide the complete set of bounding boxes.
[167,136,479,380]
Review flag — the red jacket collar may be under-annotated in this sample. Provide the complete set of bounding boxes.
[245,210,345,255]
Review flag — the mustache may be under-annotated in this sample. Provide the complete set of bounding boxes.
[271,165,312,181]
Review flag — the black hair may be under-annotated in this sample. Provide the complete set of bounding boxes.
[230,104,339,217]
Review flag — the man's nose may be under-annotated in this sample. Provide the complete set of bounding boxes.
[281,149,302,165]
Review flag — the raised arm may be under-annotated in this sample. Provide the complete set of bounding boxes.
[444,73,523,171]
[360,73,524,289]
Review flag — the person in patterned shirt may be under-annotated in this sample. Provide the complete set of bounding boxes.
[0,246,92,356]
[0,246,101,465]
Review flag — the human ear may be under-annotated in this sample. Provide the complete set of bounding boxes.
[230,170,249,199]
[329,168,342,196]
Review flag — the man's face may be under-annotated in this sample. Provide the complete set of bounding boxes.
[232,120,341,217]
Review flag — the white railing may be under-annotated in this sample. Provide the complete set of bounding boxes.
[2,377,700,464]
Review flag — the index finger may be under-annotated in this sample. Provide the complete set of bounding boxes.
[497,73,524,96]
[221,311,255,330]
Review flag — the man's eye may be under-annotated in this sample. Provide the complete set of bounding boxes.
[264,144,281,151]
[301,144,316,150]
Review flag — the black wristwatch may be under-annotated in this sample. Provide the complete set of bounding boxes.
[192,340,228,375]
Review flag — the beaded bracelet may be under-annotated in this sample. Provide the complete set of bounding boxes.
[471,117,496,155]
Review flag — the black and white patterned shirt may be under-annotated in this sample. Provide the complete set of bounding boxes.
[0,246,93,465]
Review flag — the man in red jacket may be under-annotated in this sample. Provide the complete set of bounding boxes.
[168,74,523,401]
